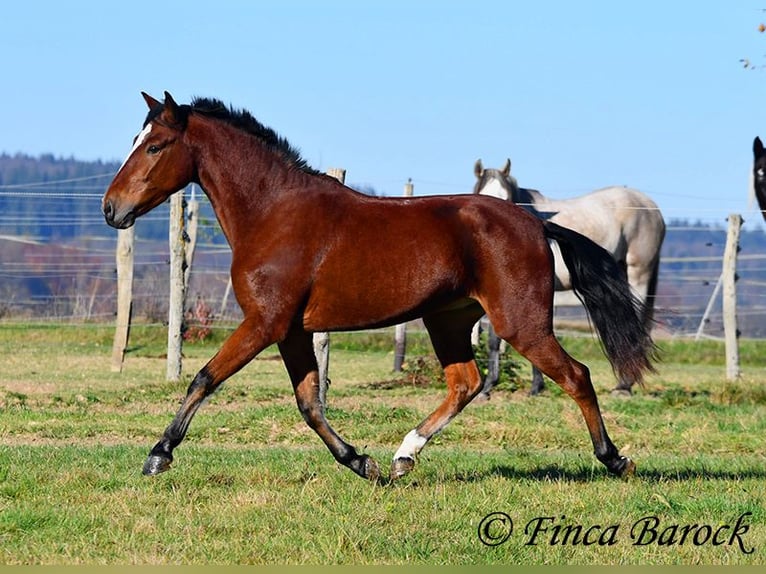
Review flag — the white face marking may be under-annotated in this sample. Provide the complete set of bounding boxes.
[393,429,428,461]
[118,123,153,171]
[103,124,154,204]
[478,178,509,200]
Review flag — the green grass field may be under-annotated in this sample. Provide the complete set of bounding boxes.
[0,323,765,565]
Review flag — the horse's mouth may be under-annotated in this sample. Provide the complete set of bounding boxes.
[107,212,136,229]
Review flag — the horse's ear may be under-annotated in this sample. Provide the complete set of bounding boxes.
[754,136,765,158]
[474,159,484,179]
[161,91,185,127]
[141,92,161,110]
[501,158,511,177]
[163,91,178,117]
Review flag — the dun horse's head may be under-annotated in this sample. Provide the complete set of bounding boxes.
[102,91,195,229]
[472,158,516,200]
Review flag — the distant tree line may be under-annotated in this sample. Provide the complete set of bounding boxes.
[0,153,165,240]
[0,152,119,185]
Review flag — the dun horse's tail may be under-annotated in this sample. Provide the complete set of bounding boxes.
[543,220,657,386]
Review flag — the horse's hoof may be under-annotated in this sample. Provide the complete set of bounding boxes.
[142,454,172,476]
[390,456,415,480]
[620,457,636,478]
[611,388,632,398]
[361,455,381,483]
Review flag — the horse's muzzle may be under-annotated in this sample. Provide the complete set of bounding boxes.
[103,199,136,229]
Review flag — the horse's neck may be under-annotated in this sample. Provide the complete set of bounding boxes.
[189,117,318,243]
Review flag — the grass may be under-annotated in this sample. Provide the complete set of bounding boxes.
[1,323,765,564]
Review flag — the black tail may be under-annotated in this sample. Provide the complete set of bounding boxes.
[543,220,657,386]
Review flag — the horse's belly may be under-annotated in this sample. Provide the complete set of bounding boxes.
[301,272,466,332]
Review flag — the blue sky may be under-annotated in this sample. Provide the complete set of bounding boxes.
[2,1,766,227]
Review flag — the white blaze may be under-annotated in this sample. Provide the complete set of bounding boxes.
[118,123,153,171]
[103,123,154,204]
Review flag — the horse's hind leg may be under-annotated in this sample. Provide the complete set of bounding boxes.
[391,309,484,480]
[279,327,380,481]
[499,325,634,477]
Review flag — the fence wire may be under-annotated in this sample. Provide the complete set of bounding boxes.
[1,184,766,340]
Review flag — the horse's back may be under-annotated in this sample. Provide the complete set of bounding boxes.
[541,186,658,217]
[537,186,664,255]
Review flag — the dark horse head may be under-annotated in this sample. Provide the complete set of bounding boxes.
[102,92,197,229]
[753,137,766,222]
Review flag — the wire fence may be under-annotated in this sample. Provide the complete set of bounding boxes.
[2,179,766,341]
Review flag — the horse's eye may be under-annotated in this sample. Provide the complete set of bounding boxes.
[147,144,162,155]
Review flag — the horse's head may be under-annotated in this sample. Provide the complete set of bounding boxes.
[753,137,766,221]
[102,91,196,229]
[472,158,519,201]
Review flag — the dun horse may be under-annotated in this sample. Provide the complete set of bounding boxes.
[474,159,665,396]
[102,92,655,482]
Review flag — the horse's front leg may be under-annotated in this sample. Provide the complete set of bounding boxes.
[143,317,269,476]
[529,365,546,396]
[278,328,380,482]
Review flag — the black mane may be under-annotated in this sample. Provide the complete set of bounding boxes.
[188,97,319,175]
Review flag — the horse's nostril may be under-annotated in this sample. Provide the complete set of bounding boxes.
[103,200,114,221]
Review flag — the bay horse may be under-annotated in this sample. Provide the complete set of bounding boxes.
[752,137,766,222]
[102,92,655,482]
[474,159,665,397]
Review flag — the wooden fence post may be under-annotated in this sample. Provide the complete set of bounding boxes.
[722,213,742,380]
[315,168,346,406]
[393,323,407,372]
[220,277,233,318]
[110,226,135,372]
[167,189,187,382]
[393,178,414,372]
[184,184,200,292]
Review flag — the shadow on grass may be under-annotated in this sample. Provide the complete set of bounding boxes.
[448,464,766,484]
